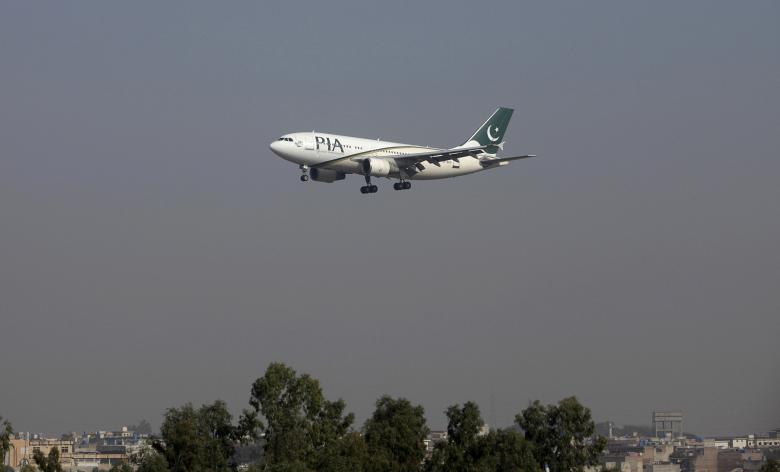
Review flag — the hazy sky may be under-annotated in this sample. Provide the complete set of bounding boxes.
[1,1,778,437]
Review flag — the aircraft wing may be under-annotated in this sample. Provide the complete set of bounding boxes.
[393,144,499,168]
[310,144,499,169]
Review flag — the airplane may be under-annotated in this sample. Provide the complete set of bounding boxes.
[269,106,536,194]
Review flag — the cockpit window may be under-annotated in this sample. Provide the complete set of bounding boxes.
[279,137,293,142]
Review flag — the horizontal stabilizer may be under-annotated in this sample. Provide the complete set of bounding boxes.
[479,154,536,167]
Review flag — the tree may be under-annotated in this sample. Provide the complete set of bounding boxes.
[363,395,429,472]
[135,451,170,472]
[516,397,606,472]
[20,465,37,472]
[761,459,780,472]
[244,362,354,469]
[426,402,538,472]
[426,402,483,472]
[199,401,238,470]
[0,416,12,467]
[315,431,370,472]
[479,429,539,472]
[33,446,63,472]
[154,400,236,472]
[446,402,483,450]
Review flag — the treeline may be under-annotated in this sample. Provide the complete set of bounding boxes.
[2,363,607,472]
[134,362,605,472]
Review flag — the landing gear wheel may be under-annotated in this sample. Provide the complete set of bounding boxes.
[300,175,309,182]
[393,183,401,191]
[403,181,411,190]
[361,173,378,194]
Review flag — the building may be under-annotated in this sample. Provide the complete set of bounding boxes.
[645,463,681,472]
[653,412,684,439]
[607,437,644,455]
[644,444,675,465]
[702,438,731,449]
[730,433,780,449]
[424,430,448,455]
[8,438,79,469]
[668,446,719,472]
[79,426,149,456]
[6,427,147,470]
[752,434,780,448]
[731,437,748,449]
[599,452,644,472]
[718,449,764,472]
[7,436,129,470]
[691,447,717,472]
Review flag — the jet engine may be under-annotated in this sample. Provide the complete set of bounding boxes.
[361,158,393,177]
[310,168,346,183]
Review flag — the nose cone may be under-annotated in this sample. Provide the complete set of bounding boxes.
[269,140,282,156]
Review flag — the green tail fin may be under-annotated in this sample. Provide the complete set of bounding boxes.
[461,107,514,147]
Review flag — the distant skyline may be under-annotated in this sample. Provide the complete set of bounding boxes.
[1,1,778,438]
[5,409,778,440]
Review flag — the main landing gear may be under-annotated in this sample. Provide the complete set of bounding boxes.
[299,164,309,182]
[360,173,378,194]
[360,179,411,194]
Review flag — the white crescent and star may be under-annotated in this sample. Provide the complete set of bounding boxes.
[486,125,500,142]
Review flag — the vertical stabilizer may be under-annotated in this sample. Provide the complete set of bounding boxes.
[460,107,514,147]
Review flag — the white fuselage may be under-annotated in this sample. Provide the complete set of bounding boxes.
[269,132,487,180]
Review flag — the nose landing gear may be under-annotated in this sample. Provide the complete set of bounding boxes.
[299,164,309,182]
